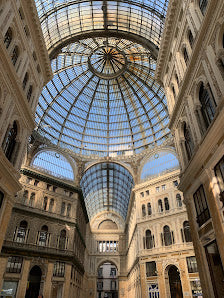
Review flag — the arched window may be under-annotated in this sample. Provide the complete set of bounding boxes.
[171,84,176,98]
[38,225,49,246]
[43,197,48,211]
[199,83,216,129]
[27,85,33,102]
[162,225,173,246]
[11,46,19,66]
[158,199,163,213]
[29,193,35,207]
[145,230,154,249]
[164,198,170,211]
[199,0,208,15]
[183,47,189,65]
[147,202,152,216]
[67,203,71,217]
[61,202,65,215]
[22,72,28,90]
[15,220,28,243]
[142,204,146,217]
[58,229,67,249]
[175,73,179,86]
[184,123,194,160]
[4,27,12,49]
[188,30,194,48]
[182,221,192,242]
[49,199,54,212]
[3,121,17,162]
[176,194,182,207]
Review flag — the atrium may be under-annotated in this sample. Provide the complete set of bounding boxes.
[0,0,223,297]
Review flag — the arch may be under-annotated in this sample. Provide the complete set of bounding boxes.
[66,203,71,217]
[31,149,75,181]
[29,192,35,207]
[43,196,48,210]
[188,29,194,48]
[22,72,29,90]
[183,122,194,160]
[96,259,119,275]
[98,220,118,230]
[49,198,54,212]
[145,229,154,249]
[25,266,42,298]
[58,229,67,249]
[166,265,183,298]
[182,46,189,65]
[176,194,182,207]
[162,225,173,246]
[140,148,179,181]
[199,0,208,16]
[15,220,28,243]
[20,220,28,228]
[27,84,33,102]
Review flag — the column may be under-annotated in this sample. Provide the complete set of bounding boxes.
[43,262,54,298]
[0,257,8,289]
[157,262,166,298]
[139,263,147,298]
[62,263,72,298]
[16,259,31,297]
[179,258,192,296]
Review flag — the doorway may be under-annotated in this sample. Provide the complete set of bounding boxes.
[168,265,183,298]
[97,262,118,298]
[25,265,42,298]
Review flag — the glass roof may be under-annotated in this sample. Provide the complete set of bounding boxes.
[80,162,134,220]
[35,0,168,53]
[35,37,170,156]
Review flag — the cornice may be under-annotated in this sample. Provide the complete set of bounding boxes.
[155,0,180,83]
[21,0,52,85]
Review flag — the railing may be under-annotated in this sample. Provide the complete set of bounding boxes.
[138,205,185,222]
[138,242,193,256]
[96,241,119,253]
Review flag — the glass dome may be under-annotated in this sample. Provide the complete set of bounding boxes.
[35,37,170,157]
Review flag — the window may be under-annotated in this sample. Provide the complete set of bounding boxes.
[162,225,174,246]
[199,83,216,129]
[0,191,4,209]
[110,268,116,276]
[175,73,179,86]
[171,84,176,98]
[144,230,154,249]
[156,187,160,192]
[61,202,65,215]
[162,184,166,190]
[199,0,208,15]
[140,192,144,197]
[53,261,65,277]
[49,199,54,212]
[3,121,17,162]
[58,229,67,249]
[46,184,51,190]
[173,180,178,187]
[147,202,152,216]
[111,281,116,290]
[193,185,210,227]
[97,281,103,290]
[22,72,29,90]
[14,220,28,243]
[29,192,35,207]
[187,256,198,273]
[146,190,149,196]
[43,197,48,210]
[158,199,163,212]
[188,30,194,48]
[164,198,170,211]
[37,225,49,246]
[182,221,192,242]
[6,256,23,273]
[142,204,146,217]
[34,180,39,186]
[53,186,57,192]
[4,28,12,49]
[69,191,73,197]
[214,156,224,204]
[184,122,194,160]
[176,194,182,207]
[11,46,19,66]
[146,261,157,277]
[183,47,189,65]
[98,268,103,278]
[27,85,33,101]
[67,203,71,217]
[1,281,18,297]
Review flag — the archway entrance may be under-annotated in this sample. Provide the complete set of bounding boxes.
[97,262,118,298]
[25,265,42,298]
[168,265,183,298]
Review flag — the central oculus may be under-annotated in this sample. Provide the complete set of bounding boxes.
[88,46,127,79]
